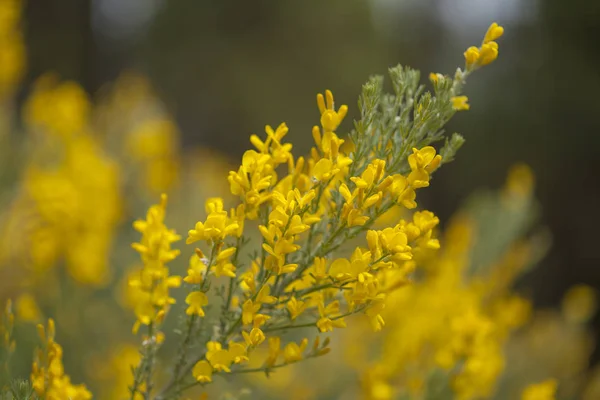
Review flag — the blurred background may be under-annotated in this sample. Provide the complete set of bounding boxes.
[1,0,600,398]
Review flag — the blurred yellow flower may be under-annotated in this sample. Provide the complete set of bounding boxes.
[14,292,41,322]
[562,284,598,324]
[186,291,209,317]
[192,360,213,383]
[452,95,470,111]
[521,379,558,400]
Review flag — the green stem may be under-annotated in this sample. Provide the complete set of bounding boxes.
[171,315,196,390]
[263,304,367,333]
[226,237,242,307]
[158,244,219,399]
[175,354,322,393]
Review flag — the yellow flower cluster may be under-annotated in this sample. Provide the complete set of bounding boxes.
[0,31,183,395]
[31,319,91,400]
[350,164,541,400]
[130,194,181,334]
[0,70,184,305]
[192,340,250,383]
[123,22,510,399]
[24,74,91,138]
[187,198,242,246]
[358,221,525,400]
[128,194,183,398]
[0,75,122,287]
[213,160,597,400]
[89,344,141,400]
[228,123,295,219]
[499,283,598,399]
[97,72,181,194]
[464,22,504,71]
[447,22,504,112]
[160,93,442,393]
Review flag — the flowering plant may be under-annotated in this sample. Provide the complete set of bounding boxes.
[4,18,593,400]
[120,22,506,400]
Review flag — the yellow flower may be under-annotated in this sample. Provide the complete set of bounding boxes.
[229,204,246,237]
[341,204,369,227]
[264,123,293,163]
[464,23,504,70]
[211,246,237,278]
[24,75,91,138]
[7,84,122,287]
[412,210,440,234]
[350,159,383,189]
[408,211,441,250]
[255,285,277,305]
[31,319,92,399]
[206,348,233,373]
[312,158,337,182]
[130,194,181,333]
[15,293,42,322]
[185,292,209,317]
[242,327,266,347]
[287,214,310,236]
[465,22,504,71]
[483,22,504,44]
[311,257,328,280]
[408,146,441,174]
[242,299,261,325]
[229,123,295,219]
[264,336,281,367]
[228,342,249,364]
[317,89,348,133]
[192,360,213,383]
[363,369,394,400]
[521,379,557,400]
[252,314,271,328]
[408,169,432,189]
[262,238,299,257]
[283,338,308,363]
[46,376,93,400]
[562,284,598,324]
[368,226,412,262]
[365,299,386,332]
[292,188,316,209]
[287,296,307,320]
[407,146,442,188]
[388,174,417,209]
[132,196,180,262]
[206,341,222,357]
[464,46,480,68]
[478,41,499,66]
[503,163,534,200]
[329,256,367,282]
[317,300,347,332]
[187,198,239,244]
[184,254,206,284]
[451,96,470,111]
